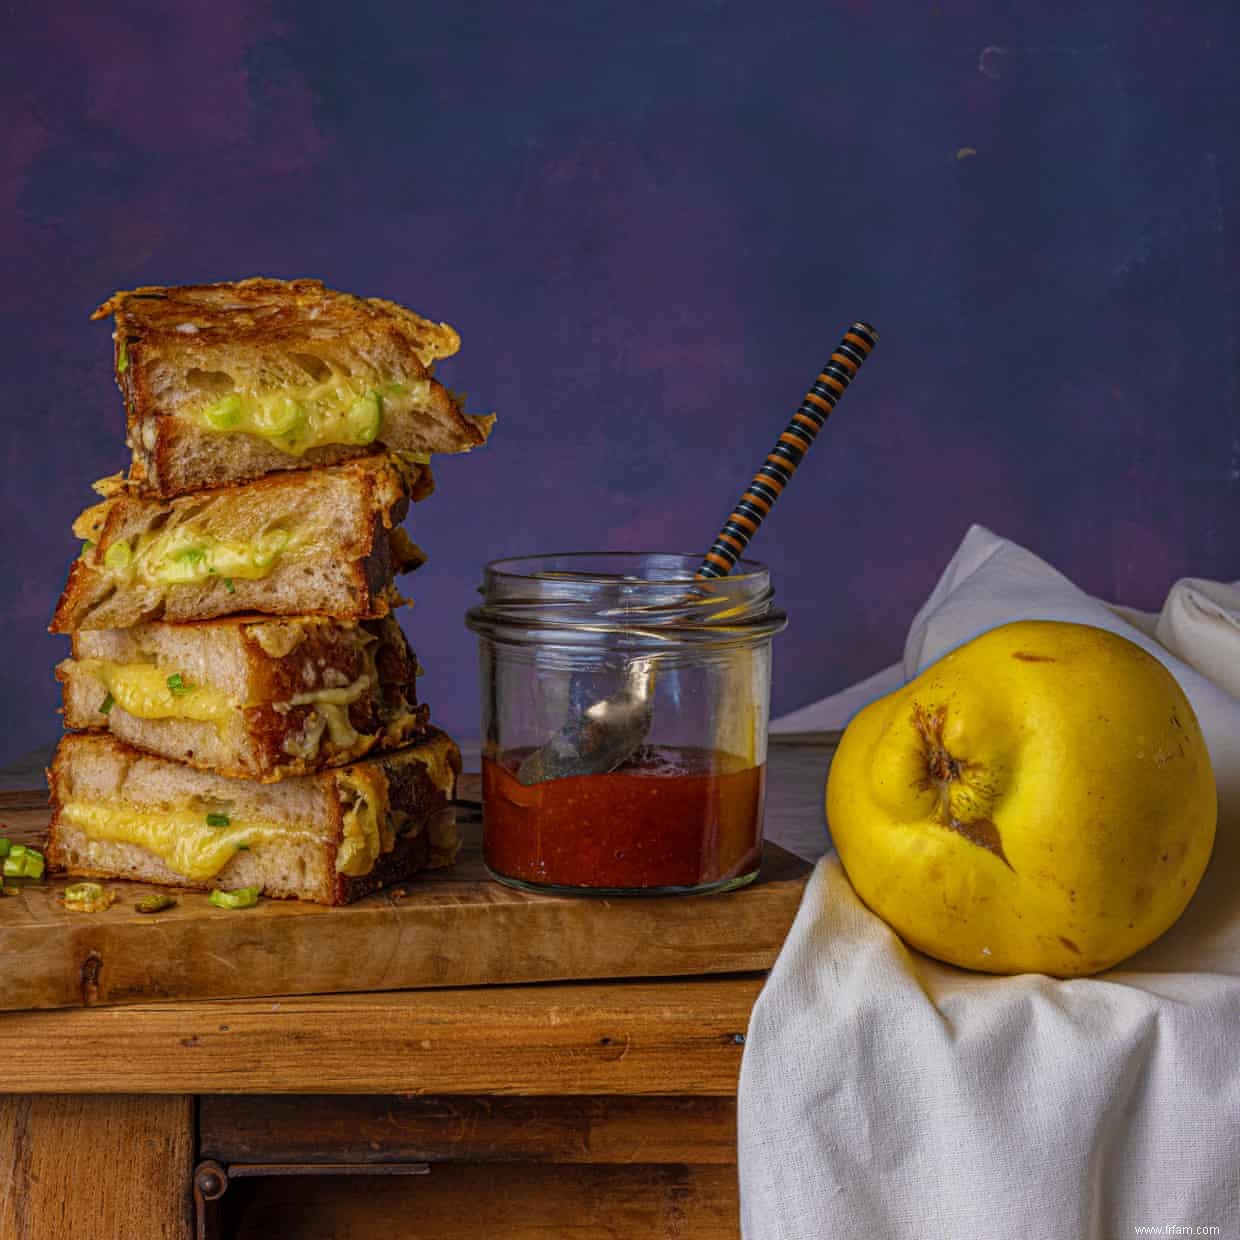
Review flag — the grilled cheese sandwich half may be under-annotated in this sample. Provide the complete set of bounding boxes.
[51,454,428,632]
[59,614,427,782]
[93,278,494,497]
[48,730,461,905]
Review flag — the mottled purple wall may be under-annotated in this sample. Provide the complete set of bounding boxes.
[3,2,1237,768]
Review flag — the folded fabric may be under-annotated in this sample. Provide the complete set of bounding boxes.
[741,525,1240,1240]
[1155,578,1240,701]
[770,662,903,734]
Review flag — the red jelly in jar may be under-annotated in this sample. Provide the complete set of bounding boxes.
[466,553,786,897]
[482,746,766,892]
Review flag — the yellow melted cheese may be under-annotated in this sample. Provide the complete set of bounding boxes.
[413,735,456,800]
[100,524,301,589]
[332,735,459,875]
[81,660,234,727]
[192,376,432,457]
[248,620,312,659]
[60,802,309,881]
[288,675,372,751]
[141,525,296,586]
[335,767,392,877]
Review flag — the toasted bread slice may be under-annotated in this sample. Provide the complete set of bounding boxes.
[59,614,427,781]
[51,454,428,632]
[47,729,461,905]
[93,278,494,497]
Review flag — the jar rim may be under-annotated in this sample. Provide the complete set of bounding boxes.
[482,550,771,585]
[467,550,786,647]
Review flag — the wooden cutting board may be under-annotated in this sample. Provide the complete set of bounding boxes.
[0,778,811,1012]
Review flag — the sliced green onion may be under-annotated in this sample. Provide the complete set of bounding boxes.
[205,812,230,828]
[103,540,133,570]
[136,893,176,914]
[346,390,383,445]
[203,393,243,429]
[234,841,250,851]
[0,839,10,858]
[3,847,44,880]
[223,577,235,594]
[209,886,260,910]
[80,540,96,559]
[99,692,115,715]
[255,395,304,437]
[117,337,129,374]
[252,528,290,569]
[64,881,111,912]
[166,673,193,696]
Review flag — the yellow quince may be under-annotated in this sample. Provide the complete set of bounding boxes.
[826,621,1217,976]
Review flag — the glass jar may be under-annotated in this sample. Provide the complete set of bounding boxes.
[465,552,787,895]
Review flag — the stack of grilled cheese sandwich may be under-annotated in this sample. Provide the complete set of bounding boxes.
[47,278,492,905]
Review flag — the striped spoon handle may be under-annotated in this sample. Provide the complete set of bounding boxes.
[697,321,879,579]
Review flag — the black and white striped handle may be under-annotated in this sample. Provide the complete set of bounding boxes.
[697,321,879,578]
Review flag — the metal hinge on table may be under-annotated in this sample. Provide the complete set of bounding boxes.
[194,1158,431,1239]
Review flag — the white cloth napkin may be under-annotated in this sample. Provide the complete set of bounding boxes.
[741,525,1240,1240]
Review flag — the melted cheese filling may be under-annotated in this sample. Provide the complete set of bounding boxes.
[192,377,432,457]
[334,737,456,874]
[60,738,458,883]
[408,737,456,804]
[335,767,393,877]
[284,674,374,758]
[60,802,312,881]
[136,524,298,586]
[80,660,233,727]
[98,522,303,590]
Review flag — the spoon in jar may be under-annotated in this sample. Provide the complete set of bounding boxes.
[515,321,880,786]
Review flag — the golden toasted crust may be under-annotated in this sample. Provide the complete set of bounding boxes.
[74,449,420,538]
[83,450,434,510]
[90,472,128,499]
[92,278,461,365]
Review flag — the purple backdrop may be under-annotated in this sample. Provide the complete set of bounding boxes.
[3,2,1237,769]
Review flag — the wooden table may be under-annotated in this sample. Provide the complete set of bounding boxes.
[0,735,835,1239]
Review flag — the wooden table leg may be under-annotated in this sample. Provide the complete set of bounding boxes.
[0,1094,193,1239]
